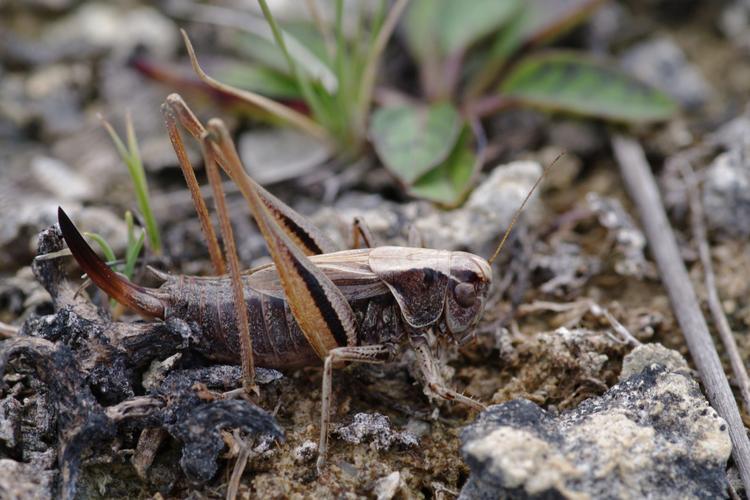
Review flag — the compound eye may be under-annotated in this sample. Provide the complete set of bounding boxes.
[454,282,476,308]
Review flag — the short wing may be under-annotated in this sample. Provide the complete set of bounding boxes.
[250,249,389,301]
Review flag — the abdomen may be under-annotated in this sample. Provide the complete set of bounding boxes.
[161,275,405,369]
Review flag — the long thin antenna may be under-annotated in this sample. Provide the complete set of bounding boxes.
[487,152,565,264]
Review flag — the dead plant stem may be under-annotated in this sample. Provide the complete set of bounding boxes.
[0,321,19,339]
[356,0,410,132]
[181,30,330,144]
[680,161,750,416]
[612,134,750,493]
[226,432,252,500]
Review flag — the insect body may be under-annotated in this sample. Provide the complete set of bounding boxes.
[59,94,499,473]
[58,228,490,370]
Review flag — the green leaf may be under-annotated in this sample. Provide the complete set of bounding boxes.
[410,127,477,207]
[403,0,441,64]
[101,115,161,254]
[465,0,601,99]
[512,0,603,48]
[405,0,520,57]
[370,102,462,184]
[501,51,678,122]
[216,64,303,99]
[282,21,332,68]
[230,20,337,93]
[439,0,521,54]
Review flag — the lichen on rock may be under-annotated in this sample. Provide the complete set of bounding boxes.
[460,344,731,499]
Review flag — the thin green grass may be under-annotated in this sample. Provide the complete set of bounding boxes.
[100,113,162,255]
[231,0,407,158]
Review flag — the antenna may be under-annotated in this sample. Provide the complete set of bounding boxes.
[487,152,565,264]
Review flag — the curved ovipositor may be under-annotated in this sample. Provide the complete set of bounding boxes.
[57,207,167,319]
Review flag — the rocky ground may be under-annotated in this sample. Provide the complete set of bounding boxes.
[2,1,750,499]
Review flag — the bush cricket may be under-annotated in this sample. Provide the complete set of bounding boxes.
[58,93,546,474]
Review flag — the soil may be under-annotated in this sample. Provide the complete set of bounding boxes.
[1,1,750,498]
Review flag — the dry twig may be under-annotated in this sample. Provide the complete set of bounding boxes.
[518,299,641,346]
[0,321,19,339]
[612,134,750,493]
[679,161,750,416]
[226,431,253,500]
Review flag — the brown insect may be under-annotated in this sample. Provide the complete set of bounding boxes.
[58,92,543,473]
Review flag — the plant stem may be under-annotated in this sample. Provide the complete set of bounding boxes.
[463,94,516,119]
[181,30,330,145]
[83,232,117,265]
[100,115,162,255]
[355,0,410,134]
[303,0,336,58]
[680,160,750,416]
[125,114,162,254]
[256,0,328,123]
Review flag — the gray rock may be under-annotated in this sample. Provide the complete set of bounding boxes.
[239,127,330,184]
[587,193,654,279]
[619,343,688,380]
[31,156,94,202]
[432,161,542,257]
[709,114,750,152]
[0,63,90,139]
[0,188,127,270]
[311,161,543,260]
[460,347,731,499]
[718,1,750,51]
[0,459,56,500]
[620,36,713,109]
[334,412,418,451]
[45,4,179,59]
[702,147,750,238]
[586,2,632,53]
[292,440,317,464]
[530,242,600,298]
[0,397,22,448]
[373,471,403,500]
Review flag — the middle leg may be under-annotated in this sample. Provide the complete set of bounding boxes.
[317,344,393,474]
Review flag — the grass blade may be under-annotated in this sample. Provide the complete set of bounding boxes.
[257,0,329,123]
[82,232,117,265]
[181,30,331,144]
[124,114,162,254]
[100,115,162,254]
[124,230,146,280]
[356,0,410,132]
